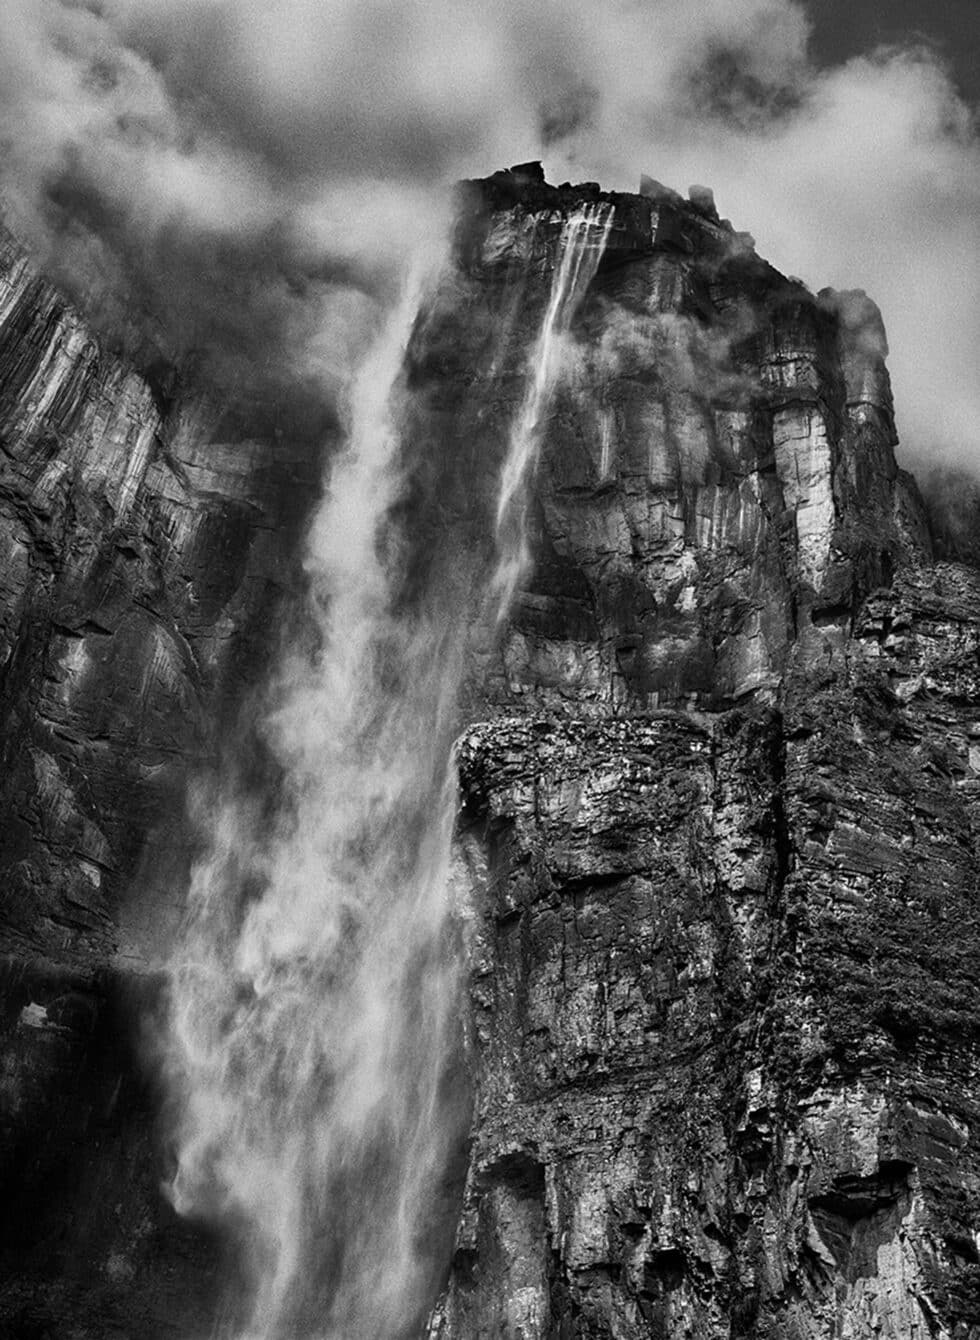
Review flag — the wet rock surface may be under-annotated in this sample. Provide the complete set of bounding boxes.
[0,225,322,1335]
[421,168,980,1338]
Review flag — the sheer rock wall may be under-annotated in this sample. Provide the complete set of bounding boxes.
[419,168,980,1339]
[0,225,321,1334]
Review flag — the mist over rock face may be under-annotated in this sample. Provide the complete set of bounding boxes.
[0,163,978,1340]
[0,224,324,1332]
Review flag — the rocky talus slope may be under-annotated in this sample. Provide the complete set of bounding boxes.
[417,166,980,1338]
[0,161,978,1340]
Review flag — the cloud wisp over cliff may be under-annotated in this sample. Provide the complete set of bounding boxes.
[1,0,977,469]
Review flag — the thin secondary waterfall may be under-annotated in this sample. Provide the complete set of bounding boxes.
[164,203,612,1340]
[492,203,614,614]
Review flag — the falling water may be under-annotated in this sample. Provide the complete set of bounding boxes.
[165,261,465,1340]
[598,406,616,480]
[492,203,614,614]
[164,202,612,1340]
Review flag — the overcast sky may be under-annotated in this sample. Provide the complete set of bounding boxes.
[1,0,977,477]
[809,0,980,103]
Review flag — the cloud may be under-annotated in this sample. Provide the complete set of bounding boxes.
[1,0,977,474]
[564,39,980,477]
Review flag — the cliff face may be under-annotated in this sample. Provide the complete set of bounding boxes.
[412,168,980,1338]
[0,225,322,1333]
[0,162,979,1340]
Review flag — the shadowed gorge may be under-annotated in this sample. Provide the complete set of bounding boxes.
[0,164,979,1340]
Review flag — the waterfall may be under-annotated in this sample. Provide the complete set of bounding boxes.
[492,203,614,615]
[163,202,613,1339]
[165,261,465,1340]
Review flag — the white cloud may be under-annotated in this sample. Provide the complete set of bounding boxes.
[1,0,977,470]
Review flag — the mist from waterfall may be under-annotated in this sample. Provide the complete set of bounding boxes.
[163,203,613,1339]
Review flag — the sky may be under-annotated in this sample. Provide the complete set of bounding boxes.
[0,0,978,478]
[809,0,980,103]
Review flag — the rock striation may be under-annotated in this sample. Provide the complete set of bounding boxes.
[0,223,324,1334]
[0,162,979,1340]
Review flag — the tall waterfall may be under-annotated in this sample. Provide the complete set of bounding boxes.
[164,203,613,1339]
[492,203,614,615]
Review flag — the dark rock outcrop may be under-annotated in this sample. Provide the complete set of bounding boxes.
[413,167,980,1338]
[0,224,323,1334]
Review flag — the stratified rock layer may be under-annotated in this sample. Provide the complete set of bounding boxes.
[417,168,980,1338]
